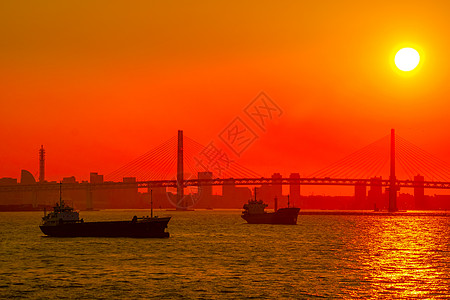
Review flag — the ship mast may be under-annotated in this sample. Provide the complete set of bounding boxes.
[59,182,62,206]
[150,189,153,218]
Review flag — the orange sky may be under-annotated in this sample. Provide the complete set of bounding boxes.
[1,1,450,186]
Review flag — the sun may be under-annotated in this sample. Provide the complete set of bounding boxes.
[395,48,420,71]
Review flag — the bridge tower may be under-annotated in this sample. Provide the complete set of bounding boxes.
[176,130,184,209]
[39,145,45,183]
[388,129,398,212]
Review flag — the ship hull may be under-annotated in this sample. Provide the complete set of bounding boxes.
[40,217,171,238]
[242,208,300,225]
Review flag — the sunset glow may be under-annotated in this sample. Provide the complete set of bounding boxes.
[1,1,450,190]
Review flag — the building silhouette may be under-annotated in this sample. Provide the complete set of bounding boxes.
[368,176,384,210]
[354,181,367,209]
[289,173,301,207]
[414,175,425,209]
[222,178,251,208]
[198,171,213,208]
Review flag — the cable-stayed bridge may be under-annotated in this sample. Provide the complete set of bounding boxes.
[1,129,450,211]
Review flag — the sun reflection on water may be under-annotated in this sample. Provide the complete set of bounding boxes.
[363,217,450,298]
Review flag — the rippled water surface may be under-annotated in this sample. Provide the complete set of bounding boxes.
[1,210,450,299]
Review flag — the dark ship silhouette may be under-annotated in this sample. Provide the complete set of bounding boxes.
[40,185,170,238]
[241,192,300,225]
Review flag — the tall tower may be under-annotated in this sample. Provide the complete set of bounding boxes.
[388,129,398,212]
[177,130,184,209]
[39,145,45,183]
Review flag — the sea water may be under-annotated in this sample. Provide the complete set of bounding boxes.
[1,210,449,299]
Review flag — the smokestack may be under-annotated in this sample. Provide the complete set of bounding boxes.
[39,145,45,183]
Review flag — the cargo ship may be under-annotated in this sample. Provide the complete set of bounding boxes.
[39,185,170,238]
[241,193,300,225]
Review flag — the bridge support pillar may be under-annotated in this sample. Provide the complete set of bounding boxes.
[388,129,398,212]
[176,130,185,210]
